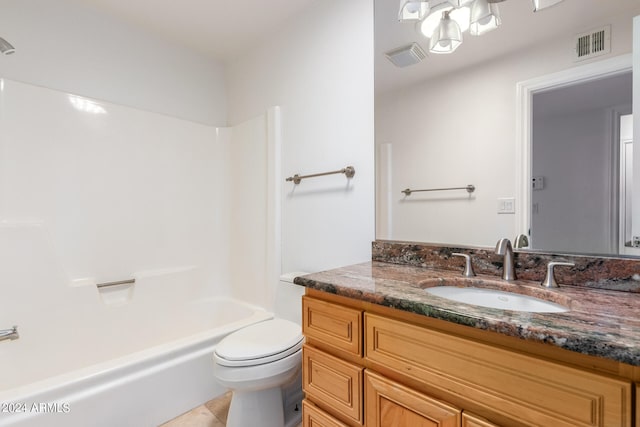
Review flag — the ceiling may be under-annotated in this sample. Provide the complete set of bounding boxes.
[375,0,640,96]
[76,0,640,90]
[82,0,315,62]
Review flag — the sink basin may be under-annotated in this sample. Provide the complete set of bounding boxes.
[425,286,569,313]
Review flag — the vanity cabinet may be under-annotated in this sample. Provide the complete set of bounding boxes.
[301,292,633,427]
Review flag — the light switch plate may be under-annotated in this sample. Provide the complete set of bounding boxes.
[532,176,545,190]
[497,197,515,214]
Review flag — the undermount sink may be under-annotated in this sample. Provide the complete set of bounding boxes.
[425,286,569,313]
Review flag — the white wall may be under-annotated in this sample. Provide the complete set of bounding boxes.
[225,0,375,275]
[376,13,636,248]
[0,0,226,125]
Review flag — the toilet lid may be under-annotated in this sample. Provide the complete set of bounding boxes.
[215,319,303,367]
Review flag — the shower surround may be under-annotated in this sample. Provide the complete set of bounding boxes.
[0,78,278,426]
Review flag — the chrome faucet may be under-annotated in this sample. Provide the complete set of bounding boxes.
[495,238,516,281]
[0,326,19,342]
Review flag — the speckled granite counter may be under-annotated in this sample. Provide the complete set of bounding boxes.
[294,261,640,366]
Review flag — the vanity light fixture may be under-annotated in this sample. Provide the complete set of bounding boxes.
[429,11,463,54]
[470,0,501,36]
[448,0,473,7]
[531,0,565,12]
[419,3,470,39]
[398,0,430,22]
[401,0,565,54]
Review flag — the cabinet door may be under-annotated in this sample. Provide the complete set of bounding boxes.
[303,400,351,427]
[303,345,363,425]
[462,412,500,427]
[365,370,461,427]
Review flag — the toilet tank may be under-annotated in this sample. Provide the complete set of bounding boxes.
[273,272,308,326]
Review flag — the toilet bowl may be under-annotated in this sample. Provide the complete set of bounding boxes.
[213,273,306,427]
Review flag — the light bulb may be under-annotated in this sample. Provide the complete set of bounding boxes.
[406,1,421,13]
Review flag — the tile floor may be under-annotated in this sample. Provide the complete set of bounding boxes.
[160,392,302,427]
[160,392,231,427]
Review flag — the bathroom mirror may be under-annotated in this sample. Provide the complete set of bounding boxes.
[375,0,640,257]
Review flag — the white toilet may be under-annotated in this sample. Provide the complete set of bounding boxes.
[213,273,307,427]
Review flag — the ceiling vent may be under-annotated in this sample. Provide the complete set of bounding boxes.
[574,25,610,62]
[385,43,426,67]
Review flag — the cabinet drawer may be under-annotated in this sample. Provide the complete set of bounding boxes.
[303,296,362,356]
[365,370,461,427]
[303,400,351,427]
[303,345,363,425]
[365,313,632,427]
[462,412,500,427]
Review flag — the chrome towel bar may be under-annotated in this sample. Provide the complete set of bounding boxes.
[286,166,355,185]
[96,278,136,289]
[402,185,475,196]
[0,326,19,342]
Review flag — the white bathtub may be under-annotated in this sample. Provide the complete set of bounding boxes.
[0,295,272,427]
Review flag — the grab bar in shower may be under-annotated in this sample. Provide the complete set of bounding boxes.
[96,278,136,289]
[401,185,476,196]
[286,166,355,185]
[0,326,19,342]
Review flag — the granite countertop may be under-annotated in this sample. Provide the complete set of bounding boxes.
[294,261,640,366]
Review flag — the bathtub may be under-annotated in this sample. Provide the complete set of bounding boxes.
[0,294,272,427]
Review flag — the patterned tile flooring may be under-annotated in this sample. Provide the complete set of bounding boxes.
[160,392,302,427]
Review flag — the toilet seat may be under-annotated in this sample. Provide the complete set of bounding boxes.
[214,319,304,367]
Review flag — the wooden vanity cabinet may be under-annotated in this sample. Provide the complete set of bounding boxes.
[301,293,634,427]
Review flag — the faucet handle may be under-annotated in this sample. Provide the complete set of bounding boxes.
[514,234,529,248]
[452,253,476,277]
[541,262,575,288]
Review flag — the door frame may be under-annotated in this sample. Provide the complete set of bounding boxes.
[514,54,633,249]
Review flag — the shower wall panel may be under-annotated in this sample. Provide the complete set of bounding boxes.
[0,78,231,294]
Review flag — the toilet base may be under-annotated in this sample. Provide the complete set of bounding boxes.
[227,388,284,427]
